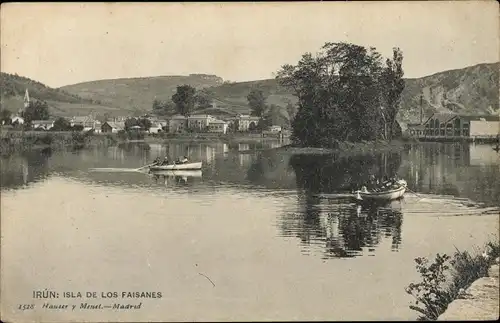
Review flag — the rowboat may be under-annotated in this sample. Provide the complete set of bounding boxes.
[150,170,202,178]
[354,185,406,202]
[149,161,202,171]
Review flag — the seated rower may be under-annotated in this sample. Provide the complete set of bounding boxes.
[181,156,189,164]
[162,156,169,166]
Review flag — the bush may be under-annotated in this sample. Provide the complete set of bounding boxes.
[406,240,500,320]
[34,133,54,145]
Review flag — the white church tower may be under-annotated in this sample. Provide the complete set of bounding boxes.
[24,89,30,109]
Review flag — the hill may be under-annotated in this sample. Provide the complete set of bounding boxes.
[0,72,120,117]
[60,63,499,124]
[4,62,497,124]
[60,74,224,112]
[399,62,499,123]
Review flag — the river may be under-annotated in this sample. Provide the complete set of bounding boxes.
[1,141,499,321]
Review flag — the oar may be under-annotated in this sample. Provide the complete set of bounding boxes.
[405,185,424,200]
[136,162,157,171]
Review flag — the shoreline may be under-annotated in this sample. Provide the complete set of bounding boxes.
[438,257,499,321]
[407,239,500,321]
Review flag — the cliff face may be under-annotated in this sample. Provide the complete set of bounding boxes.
[398,63,499,123]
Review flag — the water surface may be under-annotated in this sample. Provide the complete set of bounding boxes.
[1,141,499,321]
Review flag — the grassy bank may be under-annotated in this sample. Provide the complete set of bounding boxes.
[264,139,413,156]
[405,238,500,320]
[0,130,120,155]
[145,131,286,144]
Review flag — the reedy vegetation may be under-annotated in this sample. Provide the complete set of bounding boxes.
[276,42,405,147]
[406,240,500,320]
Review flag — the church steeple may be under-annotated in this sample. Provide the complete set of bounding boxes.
[24,89,30,109]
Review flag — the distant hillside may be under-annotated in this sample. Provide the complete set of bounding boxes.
[399,62,499,123]
[60,74,224,112]
[10,62,497,123]
[0,72,120,117]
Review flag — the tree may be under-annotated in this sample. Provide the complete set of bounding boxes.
[228,119,239,132]
[22,100,50,124]
[380,48,405,141]
[195,91,213,109]
[124,117,139,130]
[137,118,152,130]
[172,85,196,117]
[257,116,272,131]
[276,42,401,147]
[52,117,72,131]
[286,102,298,122]
[0,108,12,125]
[247,89,267,117]
[266,104,282,126]
[152,99,176,116]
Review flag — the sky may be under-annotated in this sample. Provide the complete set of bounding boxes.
[1,1,498,88]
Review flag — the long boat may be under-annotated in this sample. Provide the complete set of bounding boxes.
[150,170,202,178]
[354,185,406,202]
[149,161,202,171]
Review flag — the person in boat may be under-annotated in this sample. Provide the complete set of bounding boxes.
[161,156,170,166]
[153,157,161,165]
[366,175,379,191]
[178,156,188,164]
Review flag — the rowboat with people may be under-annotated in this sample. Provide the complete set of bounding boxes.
[142,156,203,171]
[149,162,202,171]
[150,170,202,178]
[353,176,407,203]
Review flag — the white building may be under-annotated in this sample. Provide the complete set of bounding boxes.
[11,116,24,125]
[32,120,55,130]
[208,119,228,134]
[269,125,282,132]
[237,115,260,131]
[188,114,216,131]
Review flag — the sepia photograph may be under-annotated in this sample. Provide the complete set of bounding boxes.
[1,1,499,322]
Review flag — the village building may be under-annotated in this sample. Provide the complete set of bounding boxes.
[237,115,260,131]
[148,123,164,133]
[11,116,25,125]
[101,121,125,133]
[32,120,55,130]
[268,125,282,133]
[70,115,101,132]
[188,114,216,131]
[208,119,228,134]
[407,112,500,139]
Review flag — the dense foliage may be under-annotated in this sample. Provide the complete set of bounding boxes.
[172,85,197,117]
[22,100,50,123]
[124,117,152,130]
[276,42,405,147]
[406,241,500,320]
[247,89,267,117]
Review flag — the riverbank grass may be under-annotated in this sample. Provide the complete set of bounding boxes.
[272,139,411,156]
[405,239,500,320]
[0,130,119,155]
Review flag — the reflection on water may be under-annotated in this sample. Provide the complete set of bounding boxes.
[279,193,404,259]
[1,140,499,321]
[1,142,499,254]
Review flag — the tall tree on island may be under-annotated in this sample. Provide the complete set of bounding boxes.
[380,48,405,141]
[247,89,267,117]
[172,85,197,117]
[276,42,404,147]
